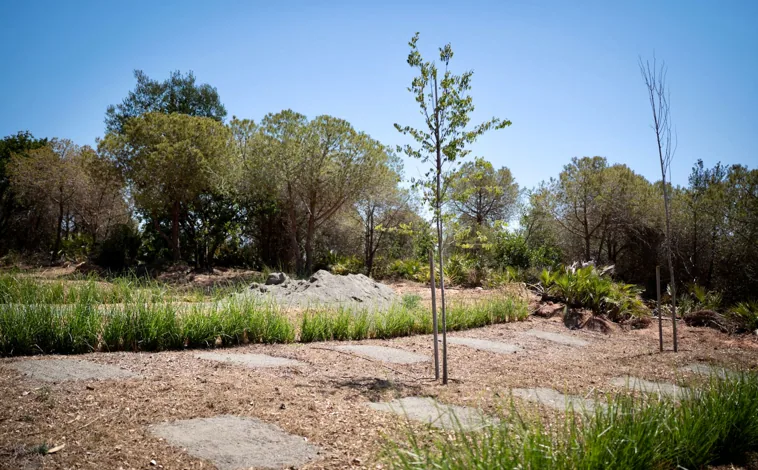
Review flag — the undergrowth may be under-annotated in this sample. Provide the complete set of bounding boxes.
[385,373,758,469]
[539,265,648,321]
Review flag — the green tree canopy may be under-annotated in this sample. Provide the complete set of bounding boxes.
[449,157,519,228]
[105,70,227,134]
[100,112,233,261]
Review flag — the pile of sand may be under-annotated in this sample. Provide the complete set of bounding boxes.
[239,270,400,311]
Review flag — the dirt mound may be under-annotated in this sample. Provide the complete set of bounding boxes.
[239,270,400,311]
[683,310,734,333]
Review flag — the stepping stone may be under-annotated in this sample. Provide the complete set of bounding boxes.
[368,397,496,430]
[523,329,589,347]
[8,358,138,382]
[196,352,304,368]
[150,415,320,470]
[679,363,738,379]
[512,387,603,412]
[447,337,521,354]
[334,345,427,364]
[610,376,685,398]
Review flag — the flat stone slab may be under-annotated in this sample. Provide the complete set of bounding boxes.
[523,329,590,347]
[368,397,495,430]
[611,376,685,398]
[150,415,320,470]
[512,387,603,412]
[334,345,428,364]
[447,337,521,354]
[679,363,738,379]
[196,352,304,368]
[8,358,138,382]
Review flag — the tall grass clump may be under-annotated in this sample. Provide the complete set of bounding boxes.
[385,373,758,470]
[298,296,527,342]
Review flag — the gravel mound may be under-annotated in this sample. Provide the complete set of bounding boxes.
[239,270,400,311]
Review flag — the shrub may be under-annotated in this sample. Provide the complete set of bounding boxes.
[92,223,142,270]
[388,259,424,281]
[539,265,649,321]
[679,284,723,315]
[727,301,758,333]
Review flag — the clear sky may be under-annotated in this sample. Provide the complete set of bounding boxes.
[1,0,756,191]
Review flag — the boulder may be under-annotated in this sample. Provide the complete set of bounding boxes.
[265,272,290,286]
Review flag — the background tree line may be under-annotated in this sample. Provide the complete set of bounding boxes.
[0,69,755,304]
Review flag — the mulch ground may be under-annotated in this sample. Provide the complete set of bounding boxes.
[1,292,757,469]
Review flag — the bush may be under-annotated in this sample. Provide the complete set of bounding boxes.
[492,231,562,270]
[92,224,142,270]
[539,265,648,321]
[679,284,723,315]
[727,301,758,332]
[388,259,425,282]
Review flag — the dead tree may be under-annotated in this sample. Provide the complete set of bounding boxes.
[640,56,678,352]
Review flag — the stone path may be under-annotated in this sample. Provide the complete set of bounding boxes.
[447,337,521,354]
[610,376,685,398]
[523,329,590,347]
[334,345,428,364]
[150,415,320,470]
[512,387,603,412]
[8,358,139,382]
[196,352,304,368]
[368,397,496,430]
[679,363,737,379]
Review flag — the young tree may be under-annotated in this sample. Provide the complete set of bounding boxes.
[640,57,679,351]
[105,70,227,134]
[100,112,232,262]
[395,33,511,383]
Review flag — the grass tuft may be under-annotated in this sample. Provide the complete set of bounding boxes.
[384,373,758,470]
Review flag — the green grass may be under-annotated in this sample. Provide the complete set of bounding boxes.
[385,373,758,470]
[299,298,528,343]
[0,272,254,305]
[1,273,528,356]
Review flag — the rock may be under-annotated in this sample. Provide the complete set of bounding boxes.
[266,272,289,286]
[535,302,565,318]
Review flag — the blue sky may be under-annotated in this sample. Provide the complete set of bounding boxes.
[1,0,756,191]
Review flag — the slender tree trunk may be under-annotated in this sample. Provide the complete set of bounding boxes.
[305,213,315,276]
[662,177,678,351]
[52,195,64,264]
[431,73,449,385]
[657,265,663,352]
[365,204,375,276]
[429,249,439,380]
[171,200,181,262]
[286,184,302,275]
